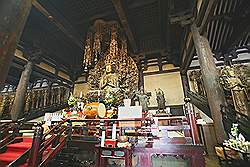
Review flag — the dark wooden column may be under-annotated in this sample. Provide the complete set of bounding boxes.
[11,58,35,121]
[181,72,190,97]
[138,67,144,89]
[0,0,32,89]
[191,24,227,143]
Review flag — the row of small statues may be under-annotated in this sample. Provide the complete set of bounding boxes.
[0,86,70,118]
[84,87,167,114]
[134,87,166,114]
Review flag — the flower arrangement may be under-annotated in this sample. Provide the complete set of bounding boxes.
[224,123,249,153]
[103,91,115,106]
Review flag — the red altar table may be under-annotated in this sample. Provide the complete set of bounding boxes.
[133,139,205,167]
[95,145,132,167]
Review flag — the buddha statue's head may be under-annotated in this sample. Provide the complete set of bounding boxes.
[106,64,112,73]
[105,63,116,73]
[223,66,235,77]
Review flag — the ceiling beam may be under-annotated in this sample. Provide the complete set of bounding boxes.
[180,0,218,73]
[199,0,218,34]
[32,0,82,49]
[221,0,250,51]
[111,0,138,53]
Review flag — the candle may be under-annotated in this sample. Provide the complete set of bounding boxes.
[112,123,117,139]
[101,131,105,147]
[80,91,82,98]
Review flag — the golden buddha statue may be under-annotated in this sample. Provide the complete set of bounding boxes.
[99,63,119,91]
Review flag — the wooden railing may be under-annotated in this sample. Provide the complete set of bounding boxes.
[0,86,69,120]
[187,90,211,118]
[2,103,202,166]
[27,120,68,167]
[0,120,35,167]
[0,119,26,152]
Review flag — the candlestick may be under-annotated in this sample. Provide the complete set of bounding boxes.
[112,123,117,139]
[101,131,105,147]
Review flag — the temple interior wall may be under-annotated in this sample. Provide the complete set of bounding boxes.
[73,63,185,107]
[144,71,185,107]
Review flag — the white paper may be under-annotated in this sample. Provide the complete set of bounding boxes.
[118,106,142,119]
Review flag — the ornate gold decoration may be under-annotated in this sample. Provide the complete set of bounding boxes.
[86,20,138,104]
[83,32,93,70]
[189,70,206,97]
[220,65,250,116]
[93,21,102,63]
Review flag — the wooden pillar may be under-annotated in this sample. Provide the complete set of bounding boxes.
[0,0,32,89]
[11,59,34,121]
[191,24,227,143]
[181,72,190,97]
[138,67,144,89]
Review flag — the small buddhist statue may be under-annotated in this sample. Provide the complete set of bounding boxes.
[155,88,166,113]
[0,95,4,118]
[24,91,32,113]
[135,87,150,112]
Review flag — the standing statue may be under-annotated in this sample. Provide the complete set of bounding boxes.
[1,95,10,117]
[0,95,4,118]
[135,87,150,112]
[155,88,166,113]
[220,66,249,117]
[44,89,49,107]
[24,91,32,113]
[189,70,206,96]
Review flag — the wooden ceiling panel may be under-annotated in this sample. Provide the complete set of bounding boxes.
[127,1,160,38]
[14,0,197,80]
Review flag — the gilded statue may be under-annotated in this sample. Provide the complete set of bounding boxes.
[155,88,166,112]
[220,66,249,117]
[189,70,206,96]
[24,91,32,112]
[32,90,38,109]
[0,95,4,118]
[99,63,119,91]
[87,20,138,102]
[44,89,49,106]
[1,95,10,117]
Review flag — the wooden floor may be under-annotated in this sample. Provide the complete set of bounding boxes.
[205,156,221,167]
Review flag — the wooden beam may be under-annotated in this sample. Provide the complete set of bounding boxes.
[221,0,250,51]
[200,0,218,34]
[111,0,138,53]
[0,0,32,89]
[75,0,158,26]
[159,0,166,48]
[32,0,82,48]
[181,0,218,74]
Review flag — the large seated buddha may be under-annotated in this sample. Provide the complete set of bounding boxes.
[99,63,119,91]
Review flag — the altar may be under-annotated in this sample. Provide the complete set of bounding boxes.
[58,20,205,167]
